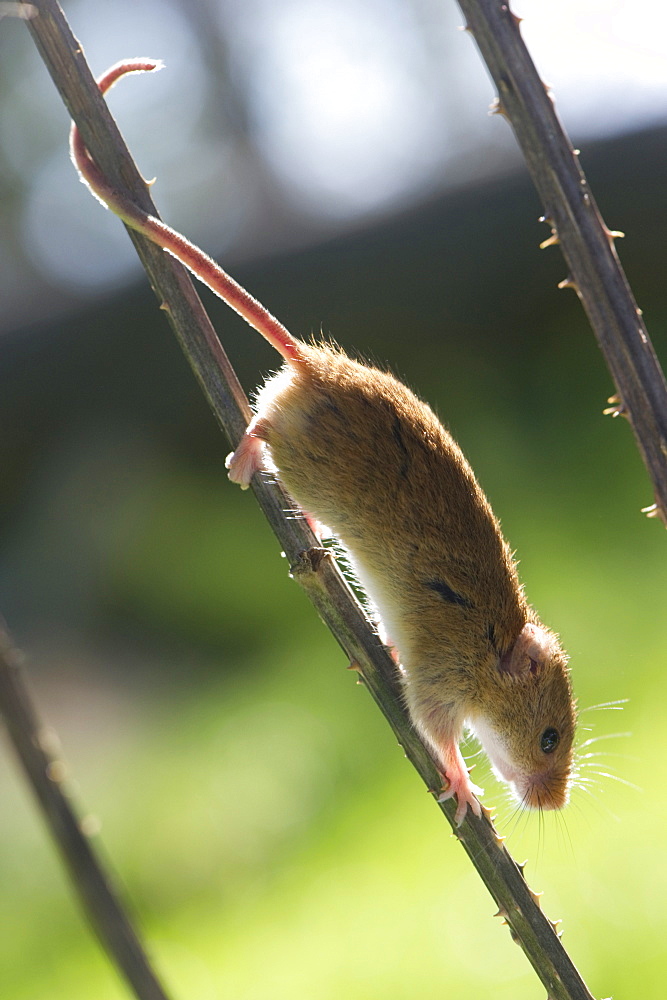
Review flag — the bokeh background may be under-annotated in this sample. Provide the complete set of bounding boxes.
[1,1,667,997]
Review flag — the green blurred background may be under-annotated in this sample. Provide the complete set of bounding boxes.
[1,1,667,998]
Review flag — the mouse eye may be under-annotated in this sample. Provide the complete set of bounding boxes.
[540,727,560,754]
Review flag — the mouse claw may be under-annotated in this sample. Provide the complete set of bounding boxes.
[437,772,483,826]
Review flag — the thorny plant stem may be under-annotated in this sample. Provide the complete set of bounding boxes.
[456,0,667,524]
[10,0,652,998]
[0,626,173,1000]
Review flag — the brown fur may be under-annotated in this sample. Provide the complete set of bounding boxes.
[71,60,576,824]
[247,343,576,817]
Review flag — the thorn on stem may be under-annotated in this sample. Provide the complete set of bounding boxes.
[79,814,102,837]
[602,393,628,419]
[540,232,559,250]
[641,502,667,526]
[46,760,67,783]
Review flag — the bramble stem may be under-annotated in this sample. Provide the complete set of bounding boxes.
[457,0,667,524]
[0,625,173,1000]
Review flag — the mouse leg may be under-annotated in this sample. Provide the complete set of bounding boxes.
[226,416,272,488]
[409,695,483,825]
[435,743,483,826]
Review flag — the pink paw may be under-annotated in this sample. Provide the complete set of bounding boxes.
[438,771,483,826]
[436,748,483,825]
[226,421,269,488]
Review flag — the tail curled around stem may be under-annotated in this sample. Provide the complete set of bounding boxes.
[69,58,304,365]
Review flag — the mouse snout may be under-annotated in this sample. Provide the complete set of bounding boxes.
[517,771,570,811]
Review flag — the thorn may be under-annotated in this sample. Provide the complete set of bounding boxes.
[347,660,361,672]
[79,814,102,837]
[37,726,61,756]
[46,760,67,783]
[641,502,666,524]
[493,907,509,920]
[539,232,559,249]
[602,393,628,418]
[557,276,578,291]
[458,22,472,32]
[145,175,157,188]
[604,227,625,241]
[548,917,562,935]
[529,889,544,908]
[511,12,523,29]
[489,97,507,117]
[516,859,527,877]
[538,215,554,226]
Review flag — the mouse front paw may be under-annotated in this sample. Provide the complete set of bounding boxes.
[436,754,483,826]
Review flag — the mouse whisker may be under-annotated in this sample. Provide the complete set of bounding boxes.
[576,731,631,750]
[579,699,628,713]
[577,769,641,792]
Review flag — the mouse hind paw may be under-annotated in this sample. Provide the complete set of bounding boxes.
[226,418,271,488]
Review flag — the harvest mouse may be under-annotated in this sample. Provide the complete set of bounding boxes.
[71,60,577,825]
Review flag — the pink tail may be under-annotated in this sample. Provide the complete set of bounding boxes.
[70,59,303,365]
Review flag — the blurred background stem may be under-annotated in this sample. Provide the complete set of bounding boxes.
[0,623,173,1000]
[457,0,667,523]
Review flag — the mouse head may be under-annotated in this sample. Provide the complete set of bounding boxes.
[471,623,576,811]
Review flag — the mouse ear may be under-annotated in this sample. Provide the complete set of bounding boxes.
[498,623,556,678]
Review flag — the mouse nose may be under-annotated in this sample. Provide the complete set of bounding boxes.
[522,775,570,811]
